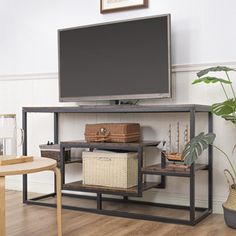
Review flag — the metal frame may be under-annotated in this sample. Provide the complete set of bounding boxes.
[60,141,162,197]
[22,104,213,226]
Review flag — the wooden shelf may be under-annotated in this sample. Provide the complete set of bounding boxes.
[65,157,82,164]
[63,180,159,197]
[61,140,160,151]
[23,104,211,113]
[142,163,208,177]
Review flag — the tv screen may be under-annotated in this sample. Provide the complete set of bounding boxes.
[59,14,171,102]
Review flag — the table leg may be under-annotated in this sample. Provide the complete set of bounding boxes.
[53,168,62,236]
[0,176,5,236]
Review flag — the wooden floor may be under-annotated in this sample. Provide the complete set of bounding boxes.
[5,190,236,236]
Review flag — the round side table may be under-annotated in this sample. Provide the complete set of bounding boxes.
[0,157,62,236]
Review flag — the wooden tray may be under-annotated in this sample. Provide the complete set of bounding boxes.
[0,155,33,166]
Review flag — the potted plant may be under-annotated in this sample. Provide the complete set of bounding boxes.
[183,66,236,228]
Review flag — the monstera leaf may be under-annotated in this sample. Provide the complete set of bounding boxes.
[192,76,231,85]
[211,99,236,116]
[222,115,236,124]
[182,132,216,166]
[197,66,235,78]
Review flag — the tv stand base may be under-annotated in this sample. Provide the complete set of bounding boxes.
[25,191,211,226]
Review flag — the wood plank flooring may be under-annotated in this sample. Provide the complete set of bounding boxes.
[5,190,236,236]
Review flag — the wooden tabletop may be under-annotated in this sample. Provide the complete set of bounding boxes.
[0,158,57,176]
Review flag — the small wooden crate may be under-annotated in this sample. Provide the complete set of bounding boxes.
[82,151,138,188]
[84,123,140,143]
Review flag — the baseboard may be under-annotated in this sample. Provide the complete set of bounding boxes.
[6,178,54,195]
[6,178,224,214]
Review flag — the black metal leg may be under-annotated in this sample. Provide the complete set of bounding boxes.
[54,112,59,194]
[54,173,57,195]
[137,147,143,196]
[60,146,65,185]
[190,164,195,222]
[158,152,166,188]
[123,196,128,200]
[97,193,102,210]
[22,110,28,203]
[190,108,196,223]
[23,175,28,203]
[54,112,59,144]
[208,112,213,211]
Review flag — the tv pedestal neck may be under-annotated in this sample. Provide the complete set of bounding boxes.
[111,99,140,106]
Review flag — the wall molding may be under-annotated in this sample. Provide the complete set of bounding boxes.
[0,72,58,81]
[172,61,236,73]
[0,61,235,81]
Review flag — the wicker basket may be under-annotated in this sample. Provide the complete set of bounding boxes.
[82,151,138,188]
[223,169,236,228]
[223,169,236,211]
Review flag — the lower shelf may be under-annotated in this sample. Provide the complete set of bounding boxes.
[142,163,208,177]
[63,180,159,197]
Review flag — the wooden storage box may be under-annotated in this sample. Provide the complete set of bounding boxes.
[84,123,140,143]
[82,151,138,188]
[39,144,71,166]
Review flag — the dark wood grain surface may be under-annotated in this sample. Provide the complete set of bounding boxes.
[63,180,159,197]
[23,104,210,113]
[142,163,208,177]
[60,140,159,150]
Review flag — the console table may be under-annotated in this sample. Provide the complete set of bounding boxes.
[22,104,213,226]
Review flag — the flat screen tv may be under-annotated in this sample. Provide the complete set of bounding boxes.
[58,14,171,102]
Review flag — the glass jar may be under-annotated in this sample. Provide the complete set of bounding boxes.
[0,114,23,156]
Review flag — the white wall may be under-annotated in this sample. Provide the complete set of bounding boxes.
[1,0,236,74]
[1,0,236,213]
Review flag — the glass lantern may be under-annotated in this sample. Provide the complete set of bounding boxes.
[0,114,24,156]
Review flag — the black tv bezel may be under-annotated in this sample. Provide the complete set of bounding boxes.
[58,14,172,102]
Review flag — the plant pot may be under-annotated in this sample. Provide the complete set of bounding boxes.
[223,170,236,228]
[223,205,236,229]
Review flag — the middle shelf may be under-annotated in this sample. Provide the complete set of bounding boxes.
[59,140,210,197]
